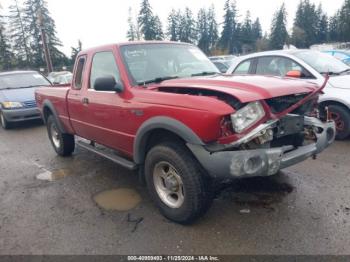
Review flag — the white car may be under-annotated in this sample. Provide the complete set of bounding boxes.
[227,50,350,139]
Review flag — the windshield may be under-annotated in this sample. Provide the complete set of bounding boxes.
[0,72,50,90]
[295,51,350,74]
[120,43,219,85]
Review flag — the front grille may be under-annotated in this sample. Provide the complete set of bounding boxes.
[23,100,37,108]
[266,93,308,113]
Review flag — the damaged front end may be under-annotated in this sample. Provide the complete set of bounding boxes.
[187,78,336,179]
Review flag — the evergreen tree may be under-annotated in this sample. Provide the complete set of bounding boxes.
[329,12,340,42]
[292,0,319,48]
[138,0,163,40]
[218,0,238,54]
[127,7,137,41]
[316,4,328,43]
[207,6,218,52]
[241,11,254,53]
[23,0,66,68]
[178,7,197,43]
[167,9,180,41]
[252,18,262,40]
[269,3,288,50]
[0,14,14,70]
[338,0,350,42]
[197,8,209,53]
[70,40,82,64]
[8,0,31,67]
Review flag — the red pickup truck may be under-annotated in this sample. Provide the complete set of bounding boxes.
[35,42,335,224]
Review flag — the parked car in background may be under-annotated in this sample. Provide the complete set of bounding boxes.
[47,71,73,84]
[0,71,51,129]
[323,50,350,66]
[36,42,335,224]
[227,50,350,140]
[209,55,236,73]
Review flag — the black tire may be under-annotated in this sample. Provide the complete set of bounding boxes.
[47,115,75,156]
[144,141,213,224]
[0,111,11,130]
[327,105,350,140]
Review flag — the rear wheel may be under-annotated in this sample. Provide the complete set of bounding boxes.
[144,141,213,224]
[0,111,11,130]
[47,115,75,156]
[327,105,350,140]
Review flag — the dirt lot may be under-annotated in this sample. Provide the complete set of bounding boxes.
[0,122,349,255]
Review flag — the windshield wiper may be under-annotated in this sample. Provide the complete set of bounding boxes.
[338,68,350,75]
[191,71,220,77]
[320,71,340,76]
[137,76,179,86]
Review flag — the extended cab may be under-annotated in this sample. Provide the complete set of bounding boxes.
[35,42,336,224]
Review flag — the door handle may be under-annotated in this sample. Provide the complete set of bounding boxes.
[82,97,89,105]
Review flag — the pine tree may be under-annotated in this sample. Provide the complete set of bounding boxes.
[0,14,14,70]
[252,18,262,40]
[8,0,31,67]
[218,0,238,54]
[338,0,350,42]
[70,40,82,64]
[292,0,319,48]
[127,7,137,41]
[269,3,289,50]
[23,0,66,68]
[329,12,340,42]
[241,11,254,53]
[316,4,328,43]
[152,15,164,40]
[197,8,209,53]
[178,8,197,43]
[167,9,180,41]
[207,6,218,52]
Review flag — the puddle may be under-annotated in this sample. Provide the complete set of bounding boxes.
[218,175,294,208]
[36,169,71,181]
[93,189,141,211]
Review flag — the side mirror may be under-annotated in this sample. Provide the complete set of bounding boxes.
[286,70,302,78]
[94,76,124,93]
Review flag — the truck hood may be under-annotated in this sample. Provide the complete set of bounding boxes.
[156,75,318,103]
[0,87,37,102]
[328,75,350,90]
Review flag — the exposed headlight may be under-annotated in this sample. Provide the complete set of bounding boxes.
[1,102,24,109]
[231,101,265,133]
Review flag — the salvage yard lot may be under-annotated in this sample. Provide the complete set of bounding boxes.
[0,123,350,255]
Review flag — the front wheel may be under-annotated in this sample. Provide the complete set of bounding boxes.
[0,111,11,129]
[47,115,75,156]
[328,105,350,140]
[144,141,213,224]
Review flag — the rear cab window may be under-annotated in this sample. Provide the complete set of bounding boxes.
[73,56,86,90]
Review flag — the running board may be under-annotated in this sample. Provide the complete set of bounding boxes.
[76,140,138,170]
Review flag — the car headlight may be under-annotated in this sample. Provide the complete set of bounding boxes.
[230,101,265,133]
[1,102,24,109]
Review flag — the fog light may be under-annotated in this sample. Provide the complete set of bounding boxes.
[243,156,264,175]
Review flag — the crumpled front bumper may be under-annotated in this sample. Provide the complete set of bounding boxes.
[187,117,336,179]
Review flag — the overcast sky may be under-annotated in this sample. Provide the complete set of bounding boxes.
[0,0,344,55]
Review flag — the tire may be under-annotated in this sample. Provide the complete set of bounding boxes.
[144,141,213,224]
[327,105,350,140]
[47,115,75,156]
[0,111,11,130]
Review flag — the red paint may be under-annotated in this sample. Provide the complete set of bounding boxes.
[35,42,323,158]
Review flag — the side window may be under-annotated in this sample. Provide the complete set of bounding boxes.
[74,56,86,89]
[256,56,311,78]
[90,51,120,89]
[233,60,252,75]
